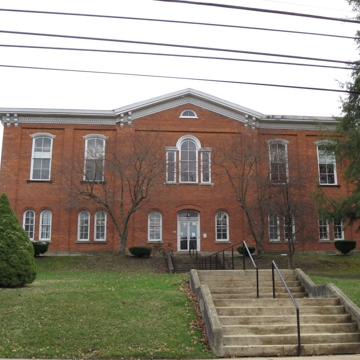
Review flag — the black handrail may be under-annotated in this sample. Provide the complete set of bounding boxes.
[197,241,243,270]
[189,241,197,262]
[272,261,301,357]
[243,241,259,298]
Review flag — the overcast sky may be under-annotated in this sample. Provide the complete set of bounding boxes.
[0,0,359,163]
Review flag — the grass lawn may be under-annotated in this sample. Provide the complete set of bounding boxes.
[0,255,214,359]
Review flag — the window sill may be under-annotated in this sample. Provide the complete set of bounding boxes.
[319,184,340,188]
[215,241,231,244]
[164,182,214,186]
[75,241,91,243]
[319,240,332,243]
[80,181,106,184]
[269,240,282,243]
[147,241,163,244]
[27,180,53,184]
[93,241,107,244]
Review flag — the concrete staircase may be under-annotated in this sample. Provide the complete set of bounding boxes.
[198,269,360,357]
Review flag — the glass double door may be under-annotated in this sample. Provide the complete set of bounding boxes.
[178,211,199,251]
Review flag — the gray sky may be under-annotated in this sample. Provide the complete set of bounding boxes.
[0,0,359,163]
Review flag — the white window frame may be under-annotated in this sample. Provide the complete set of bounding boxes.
[78,211,90,241]
[94,210,107,241]
[314,140,337,185]
[318,218,330,242]
[39,210,52,241]
[267,139,290,183]
[148,211,162,242]
[23,210,35,240]
[334,219,344,240]
[179,109,198,118]
[179,138,199,183]
[30,133,56,181]
[268,214,280,242]
[200,149,212,183]
[215,211,229,241]
[165,147,177,183]
[82,134,108,182]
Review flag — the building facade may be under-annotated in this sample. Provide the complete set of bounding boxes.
[0,89,355,253]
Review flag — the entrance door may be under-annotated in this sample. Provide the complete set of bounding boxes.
[178,211,200,251]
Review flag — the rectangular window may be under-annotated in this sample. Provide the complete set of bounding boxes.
[334,219,344,240]
[40,210,52,241]
[166,150,177,183]
[148,211,162,241]
[319,218,330,241]
[269,214,280,242]
[216,212,229,241]
[95,211,106,241]
[201,151,211,183]
[284,215,295,242]
[30,136,54,180]
[269,142,288,183]
[78,211,90,241]
[317,145,337,185]
[84,138,105,182]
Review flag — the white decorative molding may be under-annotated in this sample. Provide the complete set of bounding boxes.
[19,117,116,125]
[82,134,109,140]
[314,140,335,146]
[266,138,291,145]
[1,113,18,127]
[30,132,57,139]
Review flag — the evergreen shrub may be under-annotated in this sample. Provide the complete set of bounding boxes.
[0,193,37,287]
[237,246,256,257]
[129,246,152,257]
[32,241,49,256]
[334,240,356,255]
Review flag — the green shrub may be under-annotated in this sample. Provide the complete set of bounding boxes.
[129,246,152,257]
[0,193,37,287]
[237,246,256,257]
[32,241,49,256]
[334,240,357,255]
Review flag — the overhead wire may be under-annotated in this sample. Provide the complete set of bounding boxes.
[0,30,354,65]
[153,0,360,24]
[0,64,359,94]
[0,44,353,70]
[0,8,357,40]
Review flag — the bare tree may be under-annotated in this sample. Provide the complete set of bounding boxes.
[64,131,165,255]
[268,159,317,269]
[213,130,272,256]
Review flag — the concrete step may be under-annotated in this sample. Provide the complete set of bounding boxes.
[223,332,360,346]
[214,298,340,307]
[216,305,346,316]
[219,313,353,325]
[222,322,358,335]
[209,285,306,293]
[212,292,307,299]
[222,342,360,357]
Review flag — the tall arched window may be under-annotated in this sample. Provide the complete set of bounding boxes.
[94,211,106,241]
[216,211,229,241]
[40,210,52,241]
[78,211,90,241]
[267,139,290,183]
[148,211,162,242]
[180,139,198,183]
[23,210,35,240]
[30,133,56,180]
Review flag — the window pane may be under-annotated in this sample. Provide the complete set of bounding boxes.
[216,212,228,241]
[149,211,161,241]
[24,210,35,240]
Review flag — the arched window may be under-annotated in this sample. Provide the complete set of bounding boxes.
[314,140,337,185]
[23,210,35,240]
[216,211,229,241]
[40,210,52,241]
[30,133,56,180]
[78,211,90,241]
[94,211,106,241]
[83,134,107,182]
[180,109,198,118]
[180,139,198,182]
[148,211,162,242]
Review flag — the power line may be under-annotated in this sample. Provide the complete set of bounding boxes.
[0,8,357,40]
[154,0,360,24]
[0,64,358,94]
[0,30,353,65]
[0,44,352,70]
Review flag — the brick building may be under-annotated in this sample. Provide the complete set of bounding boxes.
[0,89,355,253]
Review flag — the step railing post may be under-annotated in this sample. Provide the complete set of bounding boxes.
[223,250,225,269]
[272,262,276,298]
[256,267,259,298]
[242,243,245,270]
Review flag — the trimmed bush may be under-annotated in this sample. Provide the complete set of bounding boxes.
[237,246,256,257]
[334,240,356,255]
[32,241,49,256]
[129,246,152,257]
[0,193,37,287]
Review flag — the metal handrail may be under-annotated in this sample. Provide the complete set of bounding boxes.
[272,261,301,357]
[189,242,198,262]
[197,241,243,270]
[243,241,259,298]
